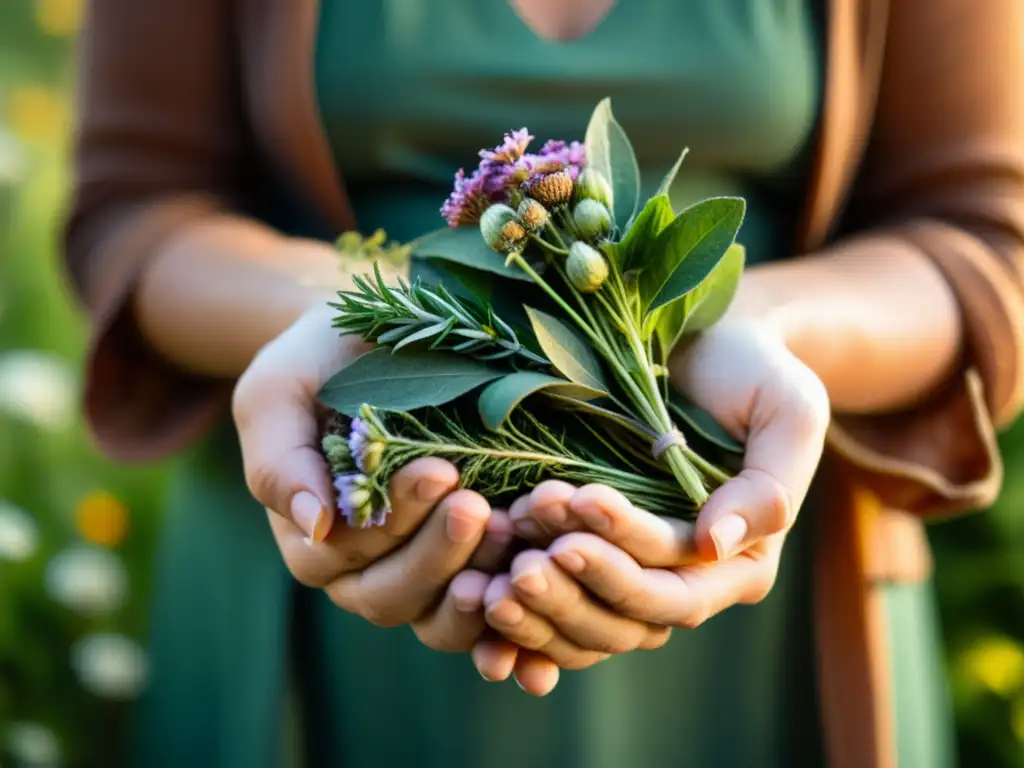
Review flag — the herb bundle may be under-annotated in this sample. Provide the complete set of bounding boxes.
[318,100,747,528]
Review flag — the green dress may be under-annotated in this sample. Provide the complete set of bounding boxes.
[131,2,955,766]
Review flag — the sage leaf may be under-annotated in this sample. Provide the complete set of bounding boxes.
[413,226,533,283]
[525,306,609,391]
[639,197,746,316]
[616,194,675,272]
[318,348,503,417]
[655,148,689,199]
[584,98,641,231]
[668,391,744,454]
[653,242,746,353]
[478,371,605,430]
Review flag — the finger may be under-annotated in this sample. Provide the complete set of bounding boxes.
[325,489,491,626]
[472,636,519,682]
[233,366,335,542]
[467,509,515,572]
[411,570,490,653]
[483,575,608,670]
[510,481,583,541]
[697,365,829,561]
[549,533,781,627]
[512,651,561,696]
[270,457,460,586]
[567,484,698,568]
[509,550,650,654]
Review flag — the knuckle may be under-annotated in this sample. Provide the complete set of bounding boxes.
[741,567,779,606]
[558,652,607,671]
[358,599,407,629]
[642,626,673,650]
[592,629,643,655]
[245,460,280,509]
[604,585,650,619]
[790,373,831,441]
[760,475,792,533]
[412,622,465,653]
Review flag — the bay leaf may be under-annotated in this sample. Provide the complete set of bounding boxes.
[668,391,744,454]
[638,197,746,316]
[525,306,609,391]
[584,98,641,231]
[412,226,533,282]
[478,371,605,430]
[318,348,503,417]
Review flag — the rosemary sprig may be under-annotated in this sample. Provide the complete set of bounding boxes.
[330,262,548,367]
[360,406,694,517]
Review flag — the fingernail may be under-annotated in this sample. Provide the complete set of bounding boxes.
[416,477,452,503]
[488,599,524,626]
[455,594,481,612]
[573,503,611,531]
[514,519,543,539]
[512,570,548,597]
[534,504,567,525]
[709,514,748,559]
[553,550,585,574]
[291,491,330,543]
[447,510,484,543]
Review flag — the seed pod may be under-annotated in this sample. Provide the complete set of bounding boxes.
[573,168,613,208]
[566,241,609,294]
[529,171,574,207]
[573,199,612,240]
[517,198,549,233]
[480,203,526,253]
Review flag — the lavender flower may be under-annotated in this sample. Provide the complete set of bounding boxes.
[478,128,533,166]
[440,168,491,227]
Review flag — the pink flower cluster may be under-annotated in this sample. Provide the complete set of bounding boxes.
[440,129,586,227]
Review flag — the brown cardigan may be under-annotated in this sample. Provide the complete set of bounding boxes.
[63,1,1024,766]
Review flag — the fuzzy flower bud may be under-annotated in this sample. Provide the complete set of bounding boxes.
[517,198,549,233]
[529,171,574,207]
[321,434,353,473]
[480,203,527,253]
[566,242,609,294]
[573,168,613,208]
[360,440,385,473]
[572,199,612,240]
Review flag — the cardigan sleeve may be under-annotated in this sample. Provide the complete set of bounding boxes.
[827,0,1024,517]
[62,0,247,462]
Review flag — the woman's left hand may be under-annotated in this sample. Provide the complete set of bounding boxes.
[473,318,831,688]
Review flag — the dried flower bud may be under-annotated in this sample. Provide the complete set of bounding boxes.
[574,169,613,208]
[517,198,549,233]
[566,241,609,293]
[572,199,612,240]
[529,171,574,207]
[480,203,527,253]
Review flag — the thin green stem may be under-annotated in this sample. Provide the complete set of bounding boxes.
[529,234,569,255]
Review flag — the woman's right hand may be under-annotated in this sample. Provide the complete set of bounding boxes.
[231,302,513,652]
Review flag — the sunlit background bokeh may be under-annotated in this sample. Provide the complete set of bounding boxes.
[1,1,1024,766]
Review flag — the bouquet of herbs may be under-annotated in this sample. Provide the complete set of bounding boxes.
[318,100,747,528]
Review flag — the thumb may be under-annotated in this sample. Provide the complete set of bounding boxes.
[233,367,336,542]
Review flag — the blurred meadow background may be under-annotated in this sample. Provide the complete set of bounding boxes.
[1,2,1024,766]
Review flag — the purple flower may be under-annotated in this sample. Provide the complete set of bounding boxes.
[348,417,368,470]
[334,472,389,529]
[440,167,492,227]
[478,128,533,166]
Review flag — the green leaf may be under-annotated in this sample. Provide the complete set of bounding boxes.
[412,226,533,283]
[318,348,503,417]
[616,194,675,272]
[682,242,745,335]
[653,242,746,354]
[655,148,689,199]
[668,391,744,454]
[584,98,641,231]
[478,371,605,430]
[639,197,745,316]
[525,306,609,391]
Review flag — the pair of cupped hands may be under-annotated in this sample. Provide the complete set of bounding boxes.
[232,297,830,695]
